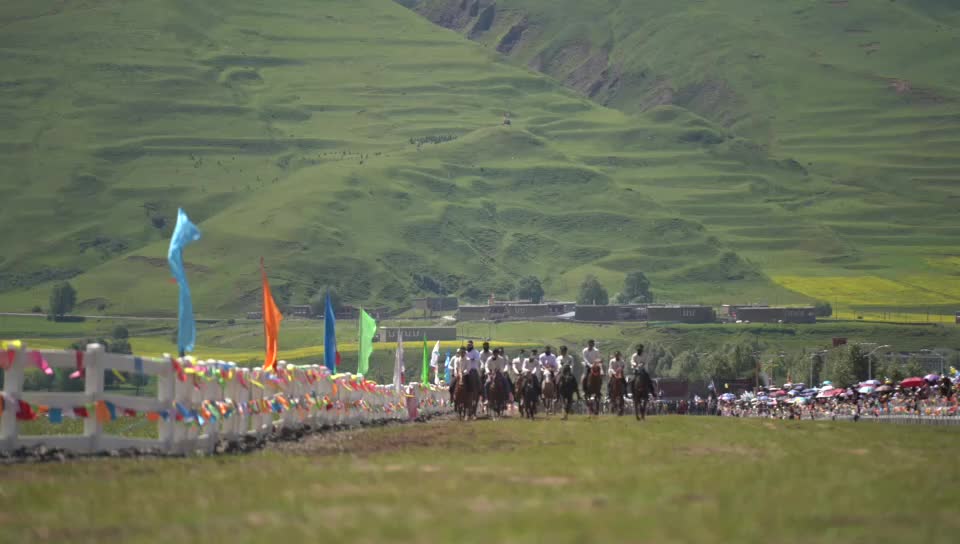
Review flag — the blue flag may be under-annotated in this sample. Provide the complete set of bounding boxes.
[444,350,452,384]
[323,292,338,373]
[167,209,201,353]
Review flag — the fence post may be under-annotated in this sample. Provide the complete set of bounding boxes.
[84,343,104,453]
[157,355,175,452]
[0,343,26,450]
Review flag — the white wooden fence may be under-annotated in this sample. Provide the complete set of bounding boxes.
[0,343,451,455]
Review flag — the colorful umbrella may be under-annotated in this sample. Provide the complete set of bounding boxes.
[861,379,882,387]
[900,377,926,388]
[858,385,875,395]
[924,374,941,383]
[817,388,845,398]
[720,393,736,401]
[875,384,894,393]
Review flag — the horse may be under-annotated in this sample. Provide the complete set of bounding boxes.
[541,370,559,415]
[520,372,541,419]
[609,368,626,416]
[558,367,579,419]
[454,373,470,421]
[631,366,655,421]
[486,370,507,419]
[585,362,604,416]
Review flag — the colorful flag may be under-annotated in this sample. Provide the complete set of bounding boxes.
[357,307,376,376]
[421,334,429,385]
[429,340,441,385]
[260,258,283,372]
[393,334,404,393]
[323,292,338,373]
[167,208,201,354]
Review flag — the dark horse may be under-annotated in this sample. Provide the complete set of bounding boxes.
[454,373,470,420]
[631,365,655,421]
[609,368,626,416]
[585,362,604,416]
[520,372,541,419]
[558,366,580,419]
[486,370,508,419]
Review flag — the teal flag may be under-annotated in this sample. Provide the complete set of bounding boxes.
[357,308,377,376]
[167,209,201,354]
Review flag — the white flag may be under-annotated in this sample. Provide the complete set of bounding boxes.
[430,340,441,384]
[393,334,405,393]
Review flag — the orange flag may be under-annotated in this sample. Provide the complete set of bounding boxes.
[260,257,284,371]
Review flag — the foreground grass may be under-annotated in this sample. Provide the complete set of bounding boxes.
[2,417,958,543]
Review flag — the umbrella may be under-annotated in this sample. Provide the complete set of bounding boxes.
[901,377,926,388]
[817,388,845,398]
[861,379,882,387]
[720,393,736,401]
[772,390,788,397]
[793,383,806,390]
[858,385,875,395]
[924,374,940,383]
[875,384,894,393]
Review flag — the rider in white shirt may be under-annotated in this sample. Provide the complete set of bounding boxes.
[608,351,626,378]
[582,339,603,377]
[556,345,575,372]
[509,349,526,378]
[479,341,495,366]
[539,345,559,377]
[630,344,646,371]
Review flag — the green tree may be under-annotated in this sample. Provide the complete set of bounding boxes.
[903,356,924,379]
[514,276,545,303]
[48,281,77,320]
[826,349,856,387]
[621,271,653,303]
[577,275,609,305]
[112,325,130,339]
[814,301,833,317]
[848,344,870,382]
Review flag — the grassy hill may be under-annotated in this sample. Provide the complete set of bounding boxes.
[1,0,959,318]
[405,0,960,314]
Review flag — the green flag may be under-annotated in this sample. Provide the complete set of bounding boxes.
[421,333,429,385]
[357,307,377,376]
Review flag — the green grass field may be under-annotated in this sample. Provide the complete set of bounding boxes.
[2,417,958,543]
[1,0,959,320]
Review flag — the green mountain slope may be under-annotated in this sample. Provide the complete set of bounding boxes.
[0,0,958,317]
[403,0,960,312]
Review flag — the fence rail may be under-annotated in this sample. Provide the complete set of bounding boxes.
[0,343,450,455]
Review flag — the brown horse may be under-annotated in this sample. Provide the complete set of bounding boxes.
[609,368,626,416]
[487,370,507,419]
[585,362,604,416]
[454,373,470,420]
[541,370,559,415]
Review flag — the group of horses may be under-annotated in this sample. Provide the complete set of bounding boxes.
[452,362,655,421]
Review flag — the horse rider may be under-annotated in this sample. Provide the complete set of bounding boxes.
[557,345,575,374]
[448,347,470,401]
[484,349,508,402]
[522,351,540,377]
[539,345,559,382]
[629,344,645,389]
[479,341,495,366]
[582,339,603,380]
[607,350,626,399]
